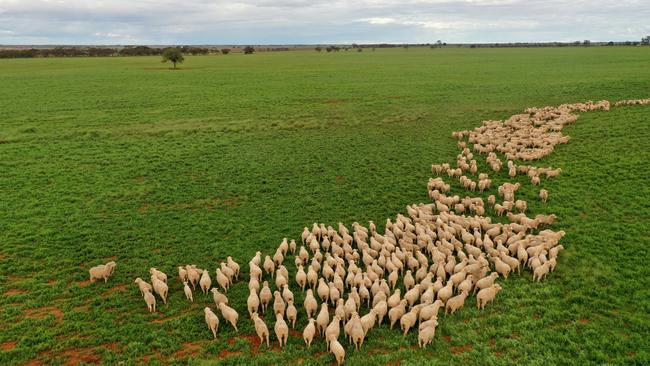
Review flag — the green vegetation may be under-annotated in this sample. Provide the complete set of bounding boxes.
[0,47,649,365]
[162,48,185,69]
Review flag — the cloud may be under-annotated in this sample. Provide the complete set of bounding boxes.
[0,0,648,44]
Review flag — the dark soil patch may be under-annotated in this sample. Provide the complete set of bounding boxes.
[218,349,242,358]
[1,341,17,351]
[451,343,473,355]
[25,306,64,323]
[4,288,28,296]
[101,284,127,297]
[173,341,207,359]
[442,335,452,342]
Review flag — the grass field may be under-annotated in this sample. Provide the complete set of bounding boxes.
[0,47,649,366]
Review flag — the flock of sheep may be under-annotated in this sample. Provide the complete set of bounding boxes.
[88,98,642,364]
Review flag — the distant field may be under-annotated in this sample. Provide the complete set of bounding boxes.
[0,47,649,365]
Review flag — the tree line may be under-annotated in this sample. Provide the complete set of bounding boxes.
[0,46,221,59]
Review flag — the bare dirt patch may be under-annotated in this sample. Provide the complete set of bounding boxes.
[218,349,242,358]
[75,280,91,287]
[173,341,207,359]
[442,335,452,343]
[4,288,28,296]
[102,284,127,297]
[451,343,473,355]
[1,341,17,351]
[25,306,64,323]
[103,343,120,353]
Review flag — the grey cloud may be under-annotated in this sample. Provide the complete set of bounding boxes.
[0,0,648,44]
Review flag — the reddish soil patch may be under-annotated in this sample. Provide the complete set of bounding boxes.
[223,198,238,207]
[103,343,120,353]
[0,253,6,261]
[289,329,301,337]
[22,360,43,366]
[48,280,57,285]
[60,347,101,366]
[4,288,28,296]
[173,341,207,359]
[241,334,262,354]
[335,175,346,183]
[218,349,242,358]
[1,341,17,351]
[150,309,192,324]
[442,335,452,343]
[451,343,473,355]
[8,275,25,282]
[578,318,589,324]
[142,349,163,364]
[25,306,64,322]
[102,284,127,297]
[104,256,118,261]
[76,280,91,287]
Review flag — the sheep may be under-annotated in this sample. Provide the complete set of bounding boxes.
[250,312,270,347]
[286,300,298,328]
[303,318,317,347]
[178,266,188,283]
[474,272,499,294]
[186,265,201,289]
[388,300,407,329]
[325,315,342,350]
[215,268,230,292]
[144,291,156,312]
[316,303,330,336]
[273,291,286,316]
[151,276,168,304]
[400,308,418,335]
[199,270,212,294]
[89,261,116,283]
[218,302,239,332]
[533,261,551,282]
[417,318,439,348]
[360,309,377,334]
[296,265,307,291]
[349,314,365,350]
[211,288,228,307]
[259,281,272,313]
[282,284,294,304]
[330,338,346,365]
[247,288,260,316]
[226,256,240,280]
[477,284,502,310]
[437,282,453,303]
[304,289,318,318]
[149,268,167,283]
[445,290,469,315]
[204,307,220,339]
[183,281,193,302]
[274,312,289,348]
[134,277,152,296]
[539,189,549,202]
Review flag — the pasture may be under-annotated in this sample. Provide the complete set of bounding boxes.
[0,47,649,365]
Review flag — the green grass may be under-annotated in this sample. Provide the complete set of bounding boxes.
[0,47,649,365]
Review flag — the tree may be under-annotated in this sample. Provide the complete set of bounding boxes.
[642,36,650,45]
[221,48,231,55]
[162,47,184,69]
[243,46,255,54]
[315,46,322,52]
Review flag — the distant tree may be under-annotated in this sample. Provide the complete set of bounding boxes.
[607,41,614,46]
[161,47,184,69]
[583,40,591,46]
[315,46,322,52]
[357,48,362,52]
[221,48,231,55]
[243,46,255,54]
[642,36,650,45]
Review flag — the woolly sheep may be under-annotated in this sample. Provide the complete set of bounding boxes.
[151,276,168,304]
[286,300,298,328]
[199,270,212,294]
[183,281,193,302]
[144,291,156,313]
[274,312,289,347]
[218,302,239,332]
[204,307,219,339]
[89,261,116,283]
[134,277,152,296]
[149,268,167,283]
[476,284,502,310]
[251,312,270,346]
[303,318,317,347]
[418,318,439,348]
[330,338,346,366]
[247,288,260,316]
[445,290,469,315]
[211,288,228,307]
[259,281,272,313]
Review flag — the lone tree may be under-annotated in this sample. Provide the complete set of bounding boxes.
[162,47,184,69]
[243,46,255,54]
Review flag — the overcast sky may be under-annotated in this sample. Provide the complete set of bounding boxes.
[1,0,649,45]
